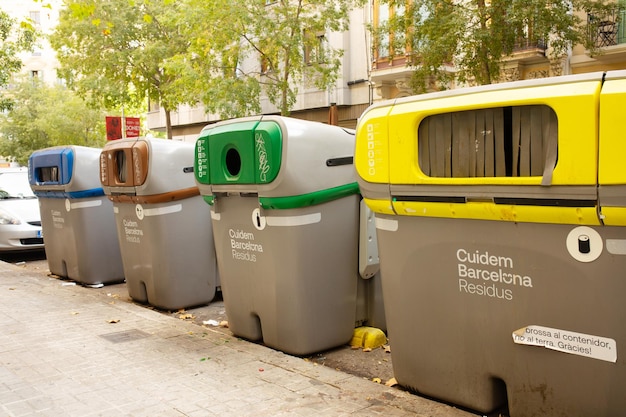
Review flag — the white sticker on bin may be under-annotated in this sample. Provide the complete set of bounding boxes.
[375,217,398,232]
[606,239,626,255]
[67,199,103,210]
[512,325,617,363]
[266,212,320,227]
[141,204,182,217]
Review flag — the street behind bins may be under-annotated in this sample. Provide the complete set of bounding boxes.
[0,253,481,417]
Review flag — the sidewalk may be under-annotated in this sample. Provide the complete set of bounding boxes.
[0,261,476,417]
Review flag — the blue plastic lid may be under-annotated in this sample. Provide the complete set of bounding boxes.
[28,147,75,186]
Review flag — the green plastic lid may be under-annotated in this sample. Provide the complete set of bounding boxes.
[195,121,282,185]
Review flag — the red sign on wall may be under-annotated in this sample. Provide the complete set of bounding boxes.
[125,117,141,137]
[106,116,122,141]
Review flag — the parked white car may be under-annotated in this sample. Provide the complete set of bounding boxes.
[0,167,44,252]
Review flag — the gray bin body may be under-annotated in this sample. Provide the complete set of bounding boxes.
[376,215,626,416]
[211,194,360,355]
[40,197,123,285]
[29,146,124,285]
[112,197,218,310]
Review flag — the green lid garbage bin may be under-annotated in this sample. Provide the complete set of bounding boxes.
[100,137,219,310]
[195,116,384,355]
[354,71,626,417]
[28,146,124,286]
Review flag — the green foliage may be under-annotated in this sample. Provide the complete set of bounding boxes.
[0,9,38,111]
[50,0,189,137]
[375,0,615,92]
[172,0,364,117]
[0,79,106,165]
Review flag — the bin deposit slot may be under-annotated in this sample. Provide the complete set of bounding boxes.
[493,197,596,207]
[225,148,241,177]
[36,166,59,183]
[326,156,354,167]
[115,151,127,183]
[466,197,494,203]
[394,195,466,203]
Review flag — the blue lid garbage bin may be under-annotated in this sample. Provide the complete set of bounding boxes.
[28,146,124,286]
[100,137,219,310]
[194,115,385,356]
[354,71,626,416]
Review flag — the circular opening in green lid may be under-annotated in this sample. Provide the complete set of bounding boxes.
[225,147,241,178]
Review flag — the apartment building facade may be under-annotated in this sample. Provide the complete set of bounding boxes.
[3,0,64,87]
[6,1,626,141]
[148,2,626,141]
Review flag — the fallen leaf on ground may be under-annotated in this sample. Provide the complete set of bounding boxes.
[107,319,120,323]
[178,313,195,320]
[363,347,372,352]
[385,377,398,387]
[372,377,382,384]
[70,311,79,315]
[384,345,391,353]
[219,320,229,328]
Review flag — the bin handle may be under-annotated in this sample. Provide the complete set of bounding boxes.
[326,156,353,167]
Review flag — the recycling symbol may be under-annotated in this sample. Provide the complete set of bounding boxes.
[135,204,144,220]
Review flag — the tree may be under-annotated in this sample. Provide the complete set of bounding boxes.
[374,0,616,92]
[0,8,37,111]
[0,78,106,165]
[49,0,189,138]
[172,0,363,118]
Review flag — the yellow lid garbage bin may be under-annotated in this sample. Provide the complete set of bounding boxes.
[355,71,626,417]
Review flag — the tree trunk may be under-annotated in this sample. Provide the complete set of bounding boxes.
[476,0,492,85]
[165,108,173,139]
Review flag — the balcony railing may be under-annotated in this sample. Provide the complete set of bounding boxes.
[588,8,626,48]
[512,38,547,53]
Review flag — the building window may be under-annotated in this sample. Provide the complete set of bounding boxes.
[372,0,407,61]
[304,31,326,65]
[29,11,41,27]
[418,105,557,178]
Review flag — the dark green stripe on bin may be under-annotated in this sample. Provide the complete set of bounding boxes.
[259,182,359,210]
